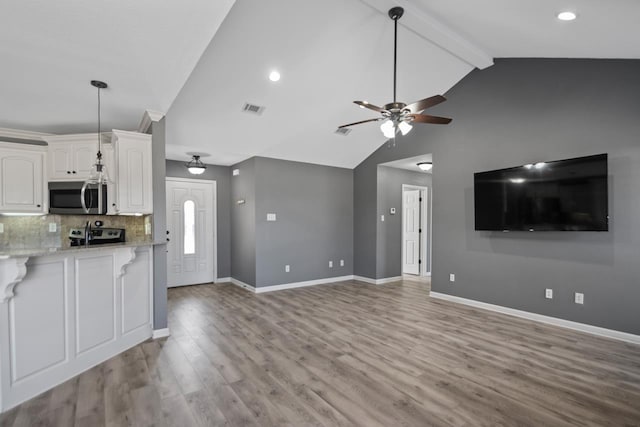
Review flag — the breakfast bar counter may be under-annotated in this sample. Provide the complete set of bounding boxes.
[0,242,158,412]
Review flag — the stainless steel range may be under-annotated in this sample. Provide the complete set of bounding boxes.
[69,226,125,247]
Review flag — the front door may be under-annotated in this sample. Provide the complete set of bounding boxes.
[166,178,215,287]
[403,189,421,275]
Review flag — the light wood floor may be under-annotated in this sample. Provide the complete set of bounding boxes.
[2,277,640,426]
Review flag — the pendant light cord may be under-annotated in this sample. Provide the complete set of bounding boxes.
[97,86,102,161]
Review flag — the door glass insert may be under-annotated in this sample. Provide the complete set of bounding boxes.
[184,200,195,255]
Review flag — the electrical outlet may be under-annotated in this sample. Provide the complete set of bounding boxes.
[381,215,385,222]
[285,265,290,273]
[545,289,553,299]
[0,223,4,233]
[329,261,333,268]
[340,259,344,267]
[449,273,455,282]
[575,292,584,305]
[267,213,277,221]
[232,169,240,176]
[49,223,57,233]
[145,222,152,235]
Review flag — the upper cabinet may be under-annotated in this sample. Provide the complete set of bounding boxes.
[43,134,102,181]
[0,142,47,214]
[111,130,153,215]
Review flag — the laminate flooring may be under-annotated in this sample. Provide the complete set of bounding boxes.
[2,277,640,426]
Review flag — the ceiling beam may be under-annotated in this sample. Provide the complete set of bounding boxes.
[359,0,493,70]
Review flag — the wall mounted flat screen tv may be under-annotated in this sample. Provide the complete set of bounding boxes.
[474,154,608,231]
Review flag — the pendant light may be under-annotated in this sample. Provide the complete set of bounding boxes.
[186,155,206,175]
[81,80,112,213]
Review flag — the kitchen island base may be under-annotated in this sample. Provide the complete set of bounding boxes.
[0,244,154,412]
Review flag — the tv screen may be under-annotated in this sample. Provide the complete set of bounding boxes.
[474,154,608,231]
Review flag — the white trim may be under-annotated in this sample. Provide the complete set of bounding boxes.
[0,127,54,141]
[430,292,640,345]
[353,275,403,285]
[359,0,493,69]
[138,110,166,133]
[216,277,231,283]
[151,328,170,339]
[254,275,354,293]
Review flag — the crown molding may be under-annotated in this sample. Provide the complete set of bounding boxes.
[359,0,493,70]
[0,127,54,141]
[138,110,166,133]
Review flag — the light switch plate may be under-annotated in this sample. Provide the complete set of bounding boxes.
[381,215,385,222]
[545,288,553,299]
[449,273,455,282]
[49,223,57,233]
[285,265,290,272]
[340,259,344,267]
[267,213,277,221]
[575,292,584,304]
[0,223,4,233]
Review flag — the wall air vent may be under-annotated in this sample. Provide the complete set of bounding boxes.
[334,127,352,136]
[242,103,265,115]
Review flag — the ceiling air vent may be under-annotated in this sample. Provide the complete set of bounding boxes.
[242,102,265,115]
[334,127,352,136]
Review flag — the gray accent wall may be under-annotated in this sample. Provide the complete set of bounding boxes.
[151,118,168,330]
[354,58,640,335]
[166,160,232,278]
[230,158,257,286]
[376,166,432,278]
[253,157,353,287]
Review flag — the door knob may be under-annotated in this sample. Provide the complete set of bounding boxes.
[166,238,170,242]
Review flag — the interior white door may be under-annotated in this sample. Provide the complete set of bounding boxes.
[403,189,421,275]
[166,179,215,287]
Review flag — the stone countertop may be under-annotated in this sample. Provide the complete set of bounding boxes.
[0,241,166,259]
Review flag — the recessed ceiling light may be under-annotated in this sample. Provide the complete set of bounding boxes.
[269,70,281,82]
[557,11,577,21]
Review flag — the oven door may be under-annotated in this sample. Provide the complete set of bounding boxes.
[49,182,107,215]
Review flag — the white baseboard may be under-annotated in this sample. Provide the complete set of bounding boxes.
[216,277,231,283]
[255,275,354,293]
[430,292,640,345]
[353,275,403,285]
[152,328,170,339]
[230,278,256,292]
[229,274,405,293]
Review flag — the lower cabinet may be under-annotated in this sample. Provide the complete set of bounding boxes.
[0,245,153,412]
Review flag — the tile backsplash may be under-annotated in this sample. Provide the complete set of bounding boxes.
[0,214,152,250]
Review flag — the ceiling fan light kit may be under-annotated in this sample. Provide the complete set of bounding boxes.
[338,6,452,139]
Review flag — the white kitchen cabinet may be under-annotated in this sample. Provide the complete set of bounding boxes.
[43,134,101,181]
[111,130,153,215]
[0,142,47,214]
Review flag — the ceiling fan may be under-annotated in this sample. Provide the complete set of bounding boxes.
[338,6,452,139]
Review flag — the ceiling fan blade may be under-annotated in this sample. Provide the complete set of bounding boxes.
[354,101,386,113]
[338,118,383,128]
[408,114,452,125]
[404,95,446,114]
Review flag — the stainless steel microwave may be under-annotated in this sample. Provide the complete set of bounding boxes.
[49,182,107,215]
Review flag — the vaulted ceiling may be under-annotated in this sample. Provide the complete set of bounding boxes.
[2,0,639,168]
